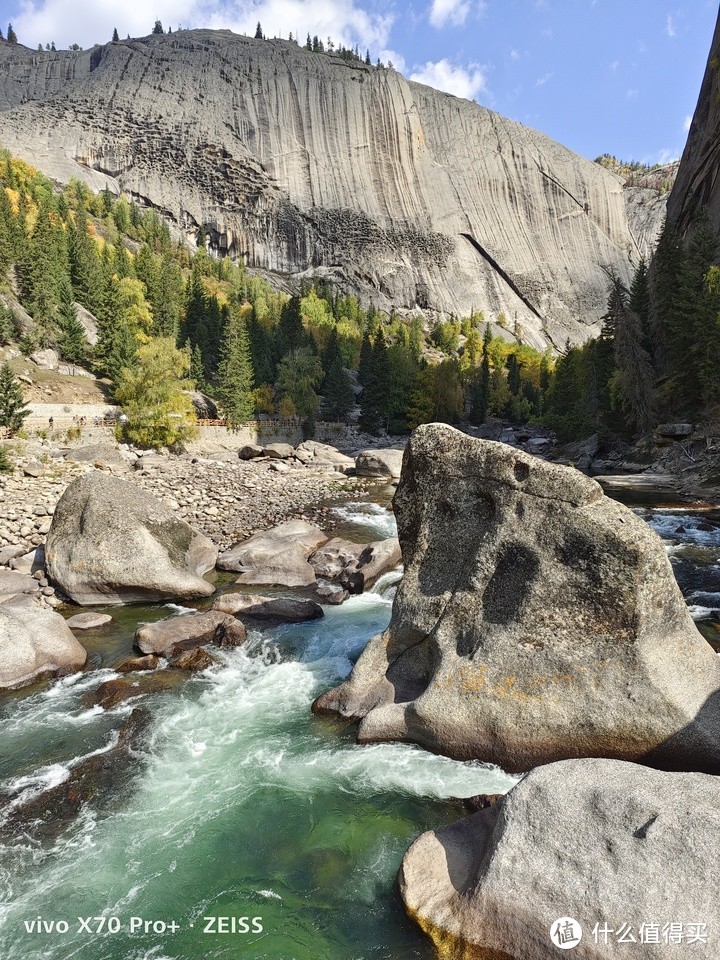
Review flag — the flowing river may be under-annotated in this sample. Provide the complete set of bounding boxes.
[0,500,517,960]
[1,495,718,960]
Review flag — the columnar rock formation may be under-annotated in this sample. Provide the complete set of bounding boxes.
[0,30,654,348]
[313,423,720,774]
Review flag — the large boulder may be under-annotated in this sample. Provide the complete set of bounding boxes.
[45,473,218,605]
[314,424,720,773]
[310,537,402,593]
[400,759,719,960]
[135,610,246,656]
[217,520,328,588]
[0,604,87,689]
[355,448,404,480]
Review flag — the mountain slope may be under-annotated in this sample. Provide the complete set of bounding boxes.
[0,30,646,348]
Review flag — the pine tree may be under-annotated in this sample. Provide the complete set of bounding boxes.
[217,309,255,427]
[608,275,656,433]
[277,294,307,356]
[255,22,264,39]
[468,324,492,424]
[359,328,390,434]
[112,27,119,42]
[305,33,312,51]
[629,259,651,354]
[7,24,17,44]
[649,218,683,376]
[57,282,88,364]
[321,327,354,421]
[0,362,29,434]
[365,49,371,65]
[152,20,163,34]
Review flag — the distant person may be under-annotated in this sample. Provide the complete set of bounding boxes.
[48,417,53,430]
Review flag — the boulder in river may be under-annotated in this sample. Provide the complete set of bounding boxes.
[310,537,401,593]
[314,424,720,774]
[355,448,404,480]
[400,759,720,960]
[217,520,328,588]
[45,473,218,605]
[135,610,247,656]
[212,593,323,622]
[0,604,87,689]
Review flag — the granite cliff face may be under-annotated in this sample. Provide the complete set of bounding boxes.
[0,31,651,347]
[668,8,720,237]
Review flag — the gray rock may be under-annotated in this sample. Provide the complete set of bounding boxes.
[0,571,40,600]
[64,612,113,630]
[400,759,720,960]
[0,545,27,566]
[310,536,402,593]
[65,443,126,464]
[74,302,98,345]
[212,593,323,622]
[45,473,218,605]
[315,583,349,605]
[262,442,295,459]
[355,448,404,480]
[314,424,720,773]
[29,348,59,370]
[295,441,354,469]
[656,422,694,438]
[0,31,645,349]
[217,520,328,588]
[238,444,264,460]
[135,610,247,656]
[23,460,44,478]
[0,604,87,689]
[9,547,45,575]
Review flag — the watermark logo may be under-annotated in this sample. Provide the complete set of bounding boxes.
[550,917,583,950]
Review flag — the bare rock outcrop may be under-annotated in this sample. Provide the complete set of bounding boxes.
[0,604,87,689]
[45,473,217,605]
[0,31,649,348]
[667,7,720,238]
[135,610,246,656]
[400,759,719,960]
[313,423,720,774]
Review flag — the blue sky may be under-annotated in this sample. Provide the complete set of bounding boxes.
[2,0,717,164]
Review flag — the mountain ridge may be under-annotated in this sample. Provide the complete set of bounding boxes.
[0,30,661,349]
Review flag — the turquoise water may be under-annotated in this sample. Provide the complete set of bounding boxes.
[0,504,517,960]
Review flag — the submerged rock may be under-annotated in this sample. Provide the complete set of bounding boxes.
[0,604,87,689]
[45,473,218,605]
[135,610,246,656]
[314,424,720,773]
[400,759,720,960]
[217,520,328,588]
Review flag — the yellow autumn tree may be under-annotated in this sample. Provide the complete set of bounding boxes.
[115,337,197,449]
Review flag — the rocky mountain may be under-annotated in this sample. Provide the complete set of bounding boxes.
[0,30,659,349]
[667,8,720,238]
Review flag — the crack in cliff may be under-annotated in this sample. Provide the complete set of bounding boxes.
[459,233,555,342]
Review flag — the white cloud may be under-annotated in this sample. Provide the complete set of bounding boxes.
[410,58,487,100]
[665,13,676,38]
[379,47,405,72]
[9,0,393,55]
[656,148,679,164]
[535,71,553,86]
[626,87,639,99]
[609,59,619,71]
[683,114,692,132]
[510,47,520,61]
[429,0,470,29]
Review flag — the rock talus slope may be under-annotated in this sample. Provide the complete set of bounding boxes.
[313,423,720,773]
[0,31,647,348]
